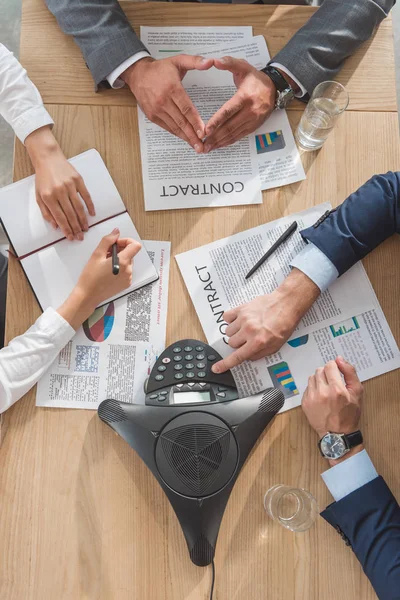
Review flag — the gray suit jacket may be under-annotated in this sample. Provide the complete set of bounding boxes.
[45,0,395,94]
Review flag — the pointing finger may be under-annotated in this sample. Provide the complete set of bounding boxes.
[212,343,252,373]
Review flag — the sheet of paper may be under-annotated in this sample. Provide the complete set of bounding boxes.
[36,241,170,409]
[141,26,253,55]
[0,149,126,257]
[138,34,263,210]
[150,34,305,192]
[176,204,400,409]
[21,212,158,311]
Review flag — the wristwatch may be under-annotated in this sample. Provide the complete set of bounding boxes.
[318,431,363,460]
[260,65,295,109]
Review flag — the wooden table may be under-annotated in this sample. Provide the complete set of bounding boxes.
[1,2,399,599]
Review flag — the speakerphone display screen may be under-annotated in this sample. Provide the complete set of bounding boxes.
[172,391,211,404]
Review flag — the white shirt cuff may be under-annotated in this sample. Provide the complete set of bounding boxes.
[270,62,307,98]
[321,449,379,502]
[12,105,54,144]
[106,52,151,89]
[290,242,339,292]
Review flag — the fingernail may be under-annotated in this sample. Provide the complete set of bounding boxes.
[219,57,226,64]
[52,223,57,230]
[212,365,220,374]
[207,126,214,135]
[200,57,209,64]
[204,144,211,153]
[76,233,84,241]
[84,226,88,232]
[194,144,202,153]
[112,228,119,234]
[197,129,203,138]
[67,235,73,241]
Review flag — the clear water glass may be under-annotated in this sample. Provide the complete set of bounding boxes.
[295,81,349,151]
[264,484,318,532]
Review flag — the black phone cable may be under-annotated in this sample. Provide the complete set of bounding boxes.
[209,559,215,600]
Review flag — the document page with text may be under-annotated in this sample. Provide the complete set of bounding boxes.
[176,205,400,410]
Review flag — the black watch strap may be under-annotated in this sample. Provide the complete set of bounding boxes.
[344,430,363,449]
[261,65,292,92]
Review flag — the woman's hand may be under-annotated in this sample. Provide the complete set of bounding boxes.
[25,126,95,240]
[57,228,142,329]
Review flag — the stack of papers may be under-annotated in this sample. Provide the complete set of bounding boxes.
[138,27,305,211]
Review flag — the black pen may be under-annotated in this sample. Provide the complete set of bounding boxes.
[112,242,120,275]
[245,221,298,279]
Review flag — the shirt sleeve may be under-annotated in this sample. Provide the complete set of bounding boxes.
[106,52,151,89]
[290,242,339,292]
[269,62,307,98]
[0,308,75,414]
[321,449,379,502]
[0,43,54,143]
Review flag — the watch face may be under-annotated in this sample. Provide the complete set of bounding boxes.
[276,88,294,109]
[320,433,347,459]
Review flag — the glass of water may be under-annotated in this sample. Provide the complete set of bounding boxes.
[264,484,318,532]
[295,81,349,151]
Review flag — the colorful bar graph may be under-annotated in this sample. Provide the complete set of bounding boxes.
[330,317,360,338]
[255,130,285,154]
[268,361,299,399]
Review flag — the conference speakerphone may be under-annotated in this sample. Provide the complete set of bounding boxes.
[98,339,284,571]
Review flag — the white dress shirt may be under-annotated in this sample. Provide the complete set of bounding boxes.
[0,308,74,414]
[0,43,54,143]
[321,450,379,502]
[291,242,339,292]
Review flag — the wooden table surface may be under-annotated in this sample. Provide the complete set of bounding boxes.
[1,3,400,600]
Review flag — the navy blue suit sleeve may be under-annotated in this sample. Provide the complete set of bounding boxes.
[301,172,400,276]
[321,477,400,600]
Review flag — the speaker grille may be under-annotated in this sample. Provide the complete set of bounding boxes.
[258,388,285,414]
[156,414,238,498]
[160,424,230,495]
[98,399,128,423]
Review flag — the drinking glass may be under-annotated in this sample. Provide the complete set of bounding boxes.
[295,81,349,151]
[264,484,318,532]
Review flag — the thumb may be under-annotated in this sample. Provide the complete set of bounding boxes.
[336,356,360,389]
[119,239,142,262]
[97,228,120,254]
[172,54,213,75]
[213,56,250,75]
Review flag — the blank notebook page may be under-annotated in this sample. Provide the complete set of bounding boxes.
[0,149,126,257]
[21,211,158,310]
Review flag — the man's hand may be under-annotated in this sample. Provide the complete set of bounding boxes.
[204,57,276,152]
[302,357,364,464]
[25,126,95,241]
[122,55,213,152]
[212,268,320,374]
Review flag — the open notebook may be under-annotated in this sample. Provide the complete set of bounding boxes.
[0,149,158,311]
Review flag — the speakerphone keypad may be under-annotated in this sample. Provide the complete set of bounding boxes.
[145,339,239,405]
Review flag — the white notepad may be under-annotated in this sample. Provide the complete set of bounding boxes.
[0,149,158,311]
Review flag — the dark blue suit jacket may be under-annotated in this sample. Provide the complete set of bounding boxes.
[301,172,400,598]
[321,477,400,600]
[301,171,400,276]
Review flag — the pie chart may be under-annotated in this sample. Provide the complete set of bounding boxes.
[83,302,115,342]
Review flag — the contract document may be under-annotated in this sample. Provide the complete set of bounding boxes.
[138,27,305,211]
[36,241,170,409]
[176,205,400,411]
